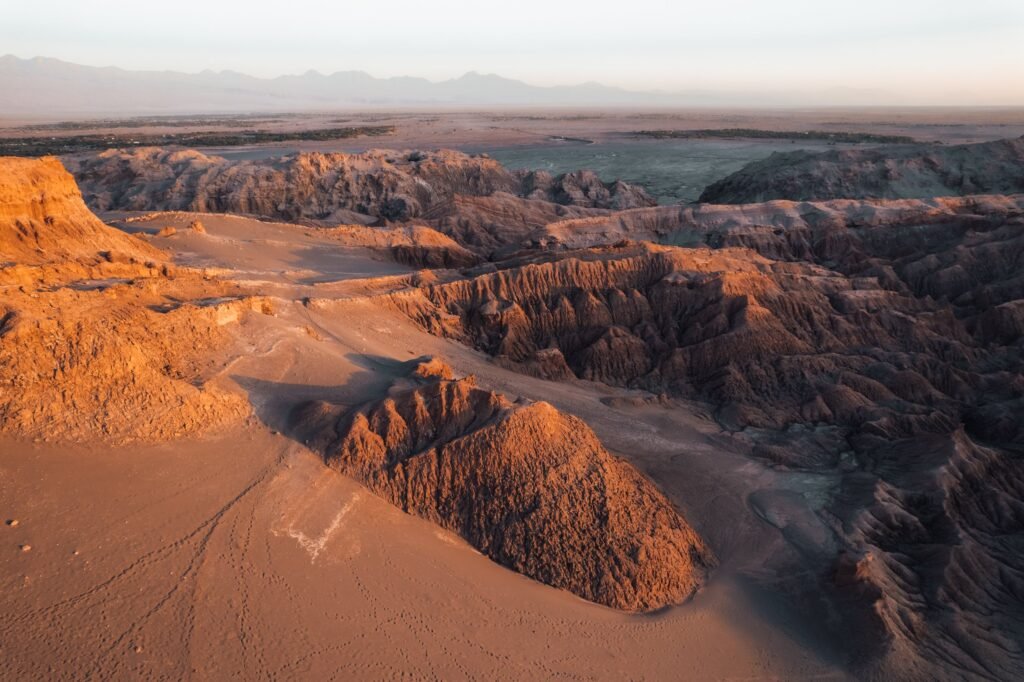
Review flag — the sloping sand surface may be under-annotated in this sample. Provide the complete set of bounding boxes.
[1,209,850,679]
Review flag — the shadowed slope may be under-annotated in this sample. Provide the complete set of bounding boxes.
[699,137,1024,203]
[294,359,714,612]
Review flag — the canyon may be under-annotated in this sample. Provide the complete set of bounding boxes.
[2,131,1023,680]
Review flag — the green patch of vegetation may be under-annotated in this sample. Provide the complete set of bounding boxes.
[0,126,395,156]
[15,114,301,131]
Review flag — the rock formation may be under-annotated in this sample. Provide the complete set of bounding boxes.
[390,237,1021,436]
[66,148,655,249]
[0,156,255,442]
[6,141,1024,678]
[699,137,1024,203]
[385,195,1024,675]
[309,223,481,269]
[541,194,1024,315]
[295,358,713,612]
[0,156,161,266]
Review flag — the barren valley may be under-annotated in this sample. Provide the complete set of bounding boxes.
[2,106,1023,680]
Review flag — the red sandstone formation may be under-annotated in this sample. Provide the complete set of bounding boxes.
[66,148,655,238]
[384,194,1024,675]
[0,156,256,442]
[295,358,714,612]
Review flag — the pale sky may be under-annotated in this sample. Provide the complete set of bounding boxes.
[3,0,1023,104]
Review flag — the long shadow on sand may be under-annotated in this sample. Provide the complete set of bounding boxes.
[231,352,864,674]
[229,353,435,444]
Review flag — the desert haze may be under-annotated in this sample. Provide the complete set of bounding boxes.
[3,56,1007,114]
[2,9,1024,680]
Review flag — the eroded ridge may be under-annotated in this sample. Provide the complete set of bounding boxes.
[0,155,260,442]
[699,136,1024,203]
[293,358,714,612]
[68,147,654,231]
[386,230,1024,677]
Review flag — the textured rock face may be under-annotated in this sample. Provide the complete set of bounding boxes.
[66,148,655,243]
[309,223,482,268]
[392,240,1023,437]
[0,156,253,442]
[699,137,1024,203]
[0,155,161,265]
[298,360,713,612]
[543,194,1024,313]
[545,193,1024,248]
[838,430,1024,681]
[388,206,1024,675]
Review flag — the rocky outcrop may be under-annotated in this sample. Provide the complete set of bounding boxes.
[295,359,713,612]
[0,155,161,266]
[0,156,254,442]
[699,137,1024,203]
[391,241,1022,440]
[67,148,512,222]
[388,196,1024,676]
[310,223,481,269]
[66,148,656,247]
[542,195,1024,318]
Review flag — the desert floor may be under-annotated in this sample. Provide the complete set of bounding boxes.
[0,212,854,680]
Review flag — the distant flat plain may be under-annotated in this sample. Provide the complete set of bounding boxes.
[4,108,1022,203]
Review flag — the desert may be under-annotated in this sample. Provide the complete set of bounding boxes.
[3,4,1024,679]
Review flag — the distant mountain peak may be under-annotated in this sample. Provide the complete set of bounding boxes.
[0,54,913,115]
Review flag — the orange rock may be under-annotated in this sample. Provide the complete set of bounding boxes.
[299,361,713,612]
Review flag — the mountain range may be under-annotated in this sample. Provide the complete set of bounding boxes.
[1,55,895,115]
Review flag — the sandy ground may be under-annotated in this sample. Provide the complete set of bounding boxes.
[0,213,855,679]
[3,108,1023,148]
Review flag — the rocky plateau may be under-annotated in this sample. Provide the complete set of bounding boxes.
[699,136,1024,203]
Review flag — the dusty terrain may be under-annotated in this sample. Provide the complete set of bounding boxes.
[1,158,843,680]
[700,137,1024,202]
[5,108,1024,147]
[2,133,1023,680]
[304,358,714,612]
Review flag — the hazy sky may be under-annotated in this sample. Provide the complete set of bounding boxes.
[4,0,1023,104]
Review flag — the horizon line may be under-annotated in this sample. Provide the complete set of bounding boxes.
[5,54,1024,108]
